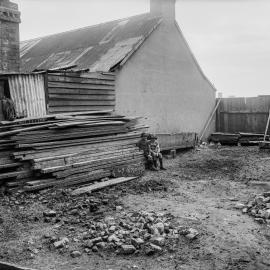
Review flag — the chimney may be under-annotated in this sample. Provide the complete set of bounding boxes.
[0,0,21,73]
[150,0,176,21]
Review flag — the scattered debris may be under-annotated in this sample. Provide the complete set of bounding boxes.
[240,192,270,224]
[42,209,199,256]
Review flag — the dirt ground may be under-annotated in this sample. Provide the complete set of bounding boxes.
[1,146,270,270]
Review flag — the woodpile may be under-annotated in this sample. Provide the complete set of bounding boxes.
[0,111,146,192]
[209,132,269,146]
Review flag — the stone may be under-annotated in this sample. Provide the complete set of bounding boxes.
[109,226,117,233]
[91,237,103,244]
[242,208,248,214]
[234,203,246,210]
[71,251,81,258]
[96,242,106,249]
[263,191,270,197]
[254,218,264,224]
[43,210,57,217]
[131,238,144,247]
[104,216,116,225]
[185,229,199,240]
[121,245,136,255]
[92,246,99,252]
[154,222,165,234]
[84,240,94,248]
[116,206,123,212]
[108,234,120,243]
[264,210,270,219]
[150,236,165,247]
[255,196,265,206]
[54,237,69,249]
[145,243,162,255]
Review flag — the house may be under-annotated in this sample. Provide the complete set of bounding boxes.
[1,0,216,146]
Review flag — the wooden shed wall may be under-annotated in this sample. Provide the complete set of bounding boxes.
[47,72,116,114]
[216,96,270,133]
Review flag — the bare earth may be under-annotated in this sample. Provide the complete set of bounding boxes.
[1,146,270,270]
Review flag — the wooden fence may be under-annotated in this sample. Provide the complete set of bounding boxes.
[216,96,270,133]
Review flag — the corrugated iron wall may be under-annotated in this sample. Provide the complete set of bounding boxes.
[216,96,270,133]
[8,74,47,118]
[47,72,116,113]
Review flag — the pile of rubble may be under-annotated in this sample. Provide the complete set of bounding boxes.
[236,191,270,224]
[43,209,199,257]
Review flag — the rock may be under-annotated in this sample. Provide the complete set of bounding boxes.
[150,236,165,247]
[255,196,265,206]
[234,203,246,210]
[108,234,120,243]
[154,222,165,234]
[71,251,81,258]
[96,242,106,249]
[70,209,79,215]
[242,208,248,214]
[109,226,117,233]
[131,238,144,247]
[91,237,103,244]
[92,246,99,252]
[105,216,116,226]
[264,209,270,219]
[121,245,136,255]
[263,191,270,197]
[116,206,123,212]
[148,226,160,236]
[145,243,162,255]
[254,218,265,224]
[54,237,69,249]
[185,229,199,240]
[43,210,57,217]
[84,240,94,248]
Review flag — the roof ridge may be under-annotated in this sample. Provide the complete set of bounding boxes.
[21,12,161,43]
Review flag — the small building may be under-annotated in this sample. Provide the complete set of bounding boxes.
[1,0,217,147]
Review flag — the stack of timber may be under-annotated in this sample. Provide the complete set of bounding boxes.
[209,133,240,145]
[239,133,269,146]
[0,111,146,192]
[209,132,270,146]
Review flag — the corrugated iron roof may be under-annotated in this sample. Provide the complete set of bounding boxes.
[20,13,162,73]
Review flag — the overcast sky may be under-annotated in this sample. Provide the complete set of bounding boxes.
[13,0,270,97]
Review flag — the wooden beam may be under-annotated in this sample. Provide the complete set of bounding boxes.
[72,176,139,196]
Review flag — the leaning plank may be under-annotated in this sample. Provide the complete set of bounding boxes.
[72,176,139,196]
[0,261,37,270]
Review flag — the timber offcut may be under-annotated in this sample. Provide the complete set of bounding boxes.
[0,111,147,192]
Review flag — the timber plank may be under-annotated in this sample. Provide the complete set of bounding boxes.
[48,75,115,86]
[49,106,114,113]
[72,177,139,196]
[48,72,115,81]
[49,100,115,106]
[0,261,37,270]
[48,83,115,90]
[49,94,115,101]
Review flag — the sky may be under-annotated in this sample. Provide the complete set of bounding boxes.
[13,0,270,97]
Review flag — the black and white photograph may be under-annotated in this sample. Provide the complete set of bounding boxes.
[0,0,269,269]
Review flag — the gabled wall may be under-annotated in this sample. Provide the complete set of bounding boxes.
[115,19,216,137]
